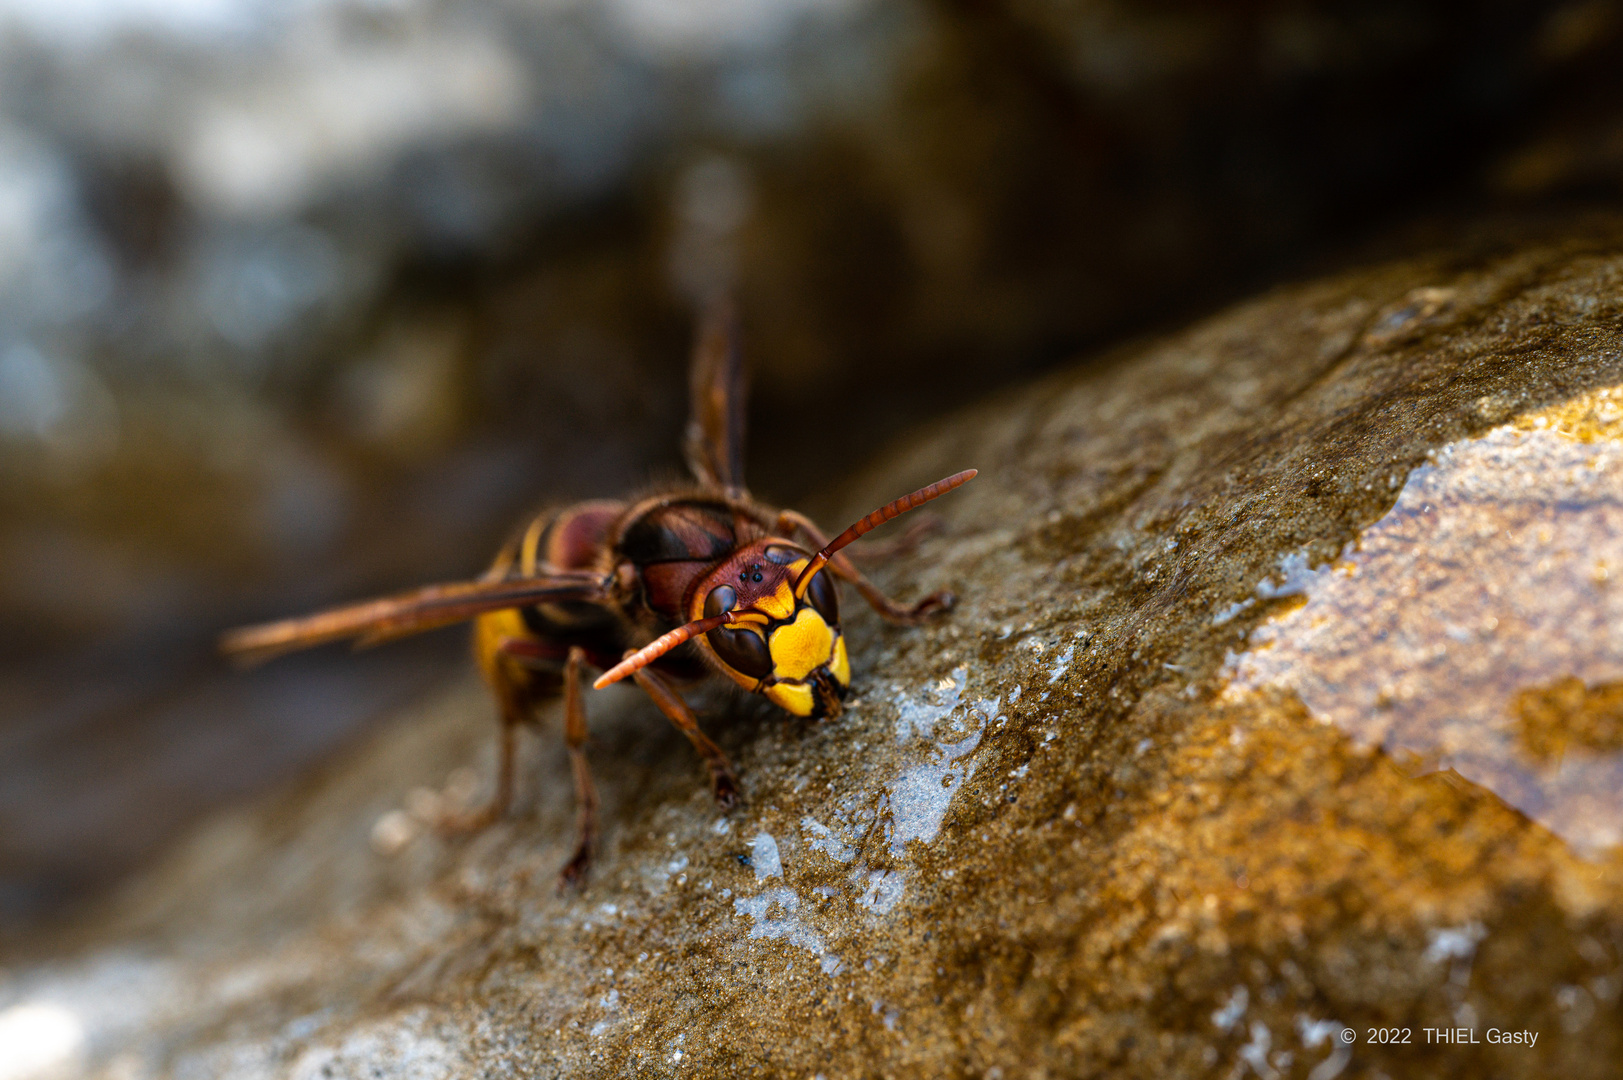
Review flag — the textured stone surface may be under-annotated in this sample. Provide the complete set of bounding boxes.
[8,220,1623,1078]
[13,0,1623,924]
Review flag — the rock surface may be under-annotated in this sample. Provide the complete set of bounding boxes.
[13,0,1623,925]
[8,218,1623,1078]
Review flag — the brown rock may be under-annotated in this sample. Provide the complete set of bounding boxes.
[16,0,1623,922]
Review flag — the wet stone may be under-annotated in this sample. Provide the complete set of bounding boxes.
[1227,385,1623,855]
[9,219,1623,1077]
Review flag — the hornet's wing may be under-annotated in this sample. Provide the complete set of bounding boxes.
[683,299,748,497]
[220,571,606,666]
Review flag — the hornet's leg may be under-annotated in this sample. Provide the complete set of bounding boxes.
[775,509,954,625]
[630,665,740,808]
[439,705,519,833]
[440,635,561,834]
[558,646,600,890]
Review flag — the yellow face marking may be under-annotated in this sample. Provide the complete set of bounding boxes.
[830,633,850,687]
[765,680,815,716]
[769,607,834,681]
[754,579,798,621]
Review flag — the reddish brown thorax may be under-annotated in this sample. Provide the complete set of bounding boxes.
[609,499,764,623]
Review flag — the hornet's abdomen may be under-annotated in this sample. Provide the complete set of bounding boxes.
[473,501,629,692]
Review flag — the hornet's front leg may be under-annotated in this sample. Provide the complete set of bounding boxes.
[630,664,740,808]
[775,509,954,625]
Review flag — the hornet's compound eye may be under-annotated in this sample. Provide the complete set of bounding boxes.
[701,582,772,678]
[708,625,773,678]
[703,584,736,619]
[804,569,838,624]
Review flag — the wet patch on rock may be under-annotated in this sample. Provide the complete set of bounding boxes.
[1227,385,1623,855]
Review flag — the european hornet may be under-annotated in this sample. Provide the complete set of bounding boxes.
[222,309,975,886]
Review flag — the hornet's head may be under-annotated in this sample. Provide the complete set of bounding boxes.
[687,539,848,717]
[591,469,976,706]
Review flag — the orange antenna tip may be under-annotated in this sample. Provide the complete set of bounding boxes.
[593,614,732,689]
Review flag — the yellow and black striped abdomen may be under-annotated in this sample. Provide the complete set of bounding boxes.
[472,500,631,704]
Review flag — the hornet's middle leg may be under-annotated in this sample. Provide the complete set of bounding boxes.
[631,664,740,808]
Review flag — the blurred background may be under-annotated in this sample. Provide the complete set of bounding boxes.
[2,0,1622,934]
